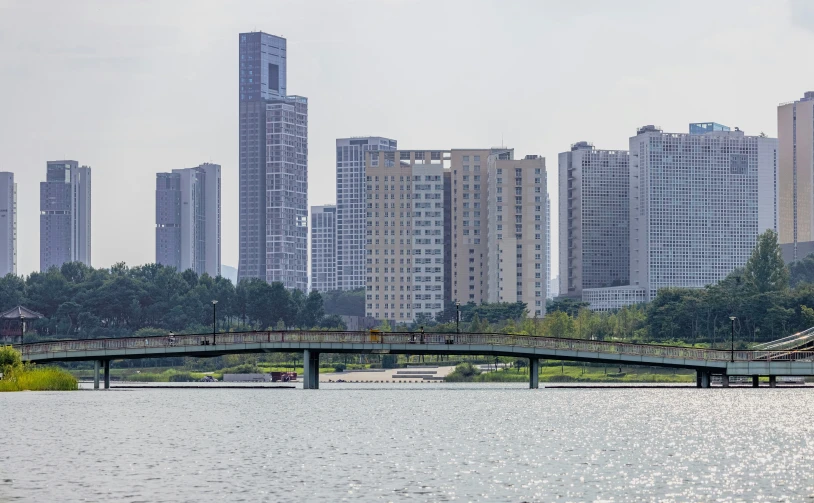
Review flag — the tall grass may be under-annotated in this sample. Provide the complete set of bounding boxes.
[0,365,78,391]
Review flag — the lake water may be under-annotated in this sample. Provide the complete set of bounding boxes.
[1,383,813,502]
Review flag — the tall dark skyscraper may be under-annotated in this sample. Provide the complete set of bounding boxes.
[40,160,91,272]
[238,32,308,290]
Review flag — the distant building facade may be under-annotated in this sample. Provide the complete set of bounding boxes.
[778,92,814,261]
[558,142,630,299]
[336,137,397,291]
[40,161,91,271]
[310,205,337,292]
[238,32,308,290]
[155,163,221,277]
[0,173,16,276]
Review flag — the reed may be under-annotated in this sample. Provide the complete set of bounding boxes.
[0,365,78,391]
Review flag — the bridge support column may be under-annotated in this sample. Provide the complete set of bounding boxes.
[700,371,711,388]
[93,360,100,390]
[303,350,320,389]
[103,360,110,389]
[722,375,730,388]
[696,372,702,388]
[529,358,539,389]
[752,376,759,388]
[769,375,777,388]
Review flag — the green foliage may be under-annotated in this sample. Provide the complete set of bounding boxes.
[219,363,262,374]
[546,297,590,317]
[743,229,788,293]
[321,288,365,317]
[333,363,346,372]
[0,262,330,341]
[0,345,22,372]
[0,349,77,391]
[444,362,482,382]
[381,354,398,369]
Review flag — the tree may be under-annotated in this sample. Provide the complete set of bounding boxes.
[743,229,789,293]
[547,297,590,318]
[543,311,573,338]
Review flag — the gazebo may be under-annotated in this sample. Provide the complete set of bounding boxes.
[0,306,44,344]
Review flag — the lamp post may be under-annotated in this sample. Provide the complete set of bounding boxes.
[455,301,460,334]
[729,316,736,363]
[211,300,218,345]
[19,314,25,346]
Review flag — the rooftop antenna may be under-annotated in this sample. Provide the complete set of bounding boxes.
[501,133,504,148]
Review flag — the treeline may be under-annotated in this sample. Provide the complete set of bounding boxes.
[1,262,355,342]
[401,230,814,347]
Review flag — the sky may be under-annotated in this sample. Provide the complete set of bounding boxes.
[1,0,814,279]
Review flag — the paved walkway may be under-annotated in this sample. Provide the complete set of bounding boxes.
[322,365,457,383]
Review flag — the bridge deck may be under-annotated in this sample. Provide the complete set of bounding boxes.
[14,331,814,376]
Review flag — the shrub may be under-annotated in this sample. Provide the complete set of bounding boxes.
[444,362,482,382]
[0,345,21,373]
[333,363,346,372]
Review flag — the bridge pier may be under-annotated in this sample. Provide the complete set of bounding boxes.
[103,360,110,389]
[529,358,539,389]
[769,375,777,388]
[303,350,320,389]
[696,372,701,388]
[700,371,711,388]
[93,360,100,389]
[752,375,759,387]
[721,375,730,388]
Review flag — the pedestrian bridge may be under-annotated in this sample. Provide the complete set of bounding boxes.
[15,331,814,389]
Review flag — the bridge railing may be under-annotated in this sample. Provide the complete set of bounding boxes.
[15,331,814,363]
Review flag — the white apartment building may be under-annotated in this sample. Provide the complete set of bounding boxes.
[584,124,778,309]
[486,154,547,317]
[310,205,337,292]
[336,137,397,291]
[365,150,447,324]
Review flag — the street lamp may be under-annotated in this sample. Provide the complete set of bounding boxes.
[211,300,218,345]
[455,301,460,334]
[19,314,25,346]
[729,316,736,363]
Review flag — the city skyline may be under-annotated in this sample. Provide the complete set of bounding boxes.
[2,1,814,280]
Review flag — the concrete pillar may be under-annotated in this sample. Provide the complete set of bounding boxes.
[303,350,320,389]
[769,375,777,388]
[93,360,100,390]
[103,360,110,389]
[700,371,711,388]
[752,375,759,388]
[722,375,730,388]
[696,372,702,388]
[529,358,540,389]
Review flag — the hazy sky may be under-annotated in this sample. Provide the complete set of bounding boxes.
[1,0,813,278]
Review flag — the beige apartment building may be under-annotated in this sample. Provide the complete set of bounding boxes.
[449,148,512,305]
[365,150,448,324]
[365,148,548,324]
[486,154,547,317]
[779,92,814,261]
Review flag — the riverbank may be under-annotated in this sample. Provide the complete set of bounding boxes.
[0,346,78,391]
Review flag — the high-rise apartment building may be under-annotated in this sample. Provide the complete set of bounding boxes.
[40,161,91,271]
[558,142,630,299]
[778,92,814,261]
[0,173,16,276]
[238,32,308,290]
[310,205,337,292]
[156,163,221,277]
[450,149,502,305]
[486,154,547,317]
[365,150,447,324]
[584,124,777,309]
[336,137,397,291]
